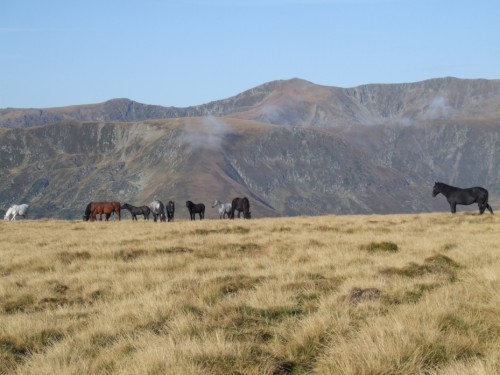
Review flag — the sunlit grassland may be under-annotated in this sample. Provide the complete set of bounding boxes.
[1,213,499,374]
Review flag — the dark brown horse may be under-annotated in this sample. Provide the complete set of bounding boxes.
[83,202,121,221]
[229,197,251,219]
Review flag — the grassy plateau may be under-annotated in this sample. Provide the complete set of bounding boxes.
[0,213,499,374]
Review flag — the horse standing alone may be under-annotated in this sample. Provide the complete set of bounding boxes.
[186,201,205,220]
[432,182,493,214]
[4,204,29,221]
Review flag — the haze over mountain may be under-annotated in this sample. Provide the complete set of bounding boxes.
[1,77,499,219]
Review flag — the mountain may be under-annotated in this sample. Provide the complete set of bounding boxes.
[2,77,500,129]
[1,77,499,219]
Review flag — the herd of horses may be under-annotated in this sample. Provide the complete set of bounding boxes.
[3,182,496,221]
[80,197,252,222]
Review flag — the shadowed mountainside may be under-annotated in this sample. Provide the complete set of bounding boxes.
[1,77,499,219]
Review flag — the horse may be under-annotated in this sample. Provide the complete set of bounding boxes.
[229,197,251,219]
[212,200,232,219]
[83,202,121,221]
[150,200,166,222]
[432,182,493,214]
[4,204,29,221]
[166,201,175,222]
[121,203,150,221]
[186,201,205,220]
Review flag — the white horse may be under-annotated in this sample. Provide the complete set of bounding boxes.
[149,200,166,222]
[212,200,232,219]
[4,204,29,221]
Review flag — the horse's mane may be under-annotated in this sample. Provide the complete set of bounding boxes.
[436,182,456,191]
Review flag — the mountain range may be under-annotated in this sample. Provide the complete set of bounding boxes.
[1,77,499,219]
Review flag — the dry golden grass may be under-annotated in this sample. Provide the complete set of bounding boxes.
[0,213,499,375]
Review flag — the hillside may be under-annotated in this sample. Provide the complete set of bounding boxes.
[1,77,500,219]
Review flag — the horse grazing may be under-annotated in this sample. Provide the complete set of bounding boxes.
[432,182,493,214]
[186,201,205,220]
[150,200,166,222]
[212,200,232,219]
[166,201,175,222]
[121,203,150,221]
[229,197,251,219]
[4,204,29,221]
[83,202,121,222]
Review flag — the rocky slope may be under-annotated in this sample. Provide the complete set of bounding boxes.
[1,77,499,219]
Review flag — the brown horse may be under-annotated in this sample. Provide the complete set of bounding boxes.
[83,202,121,221]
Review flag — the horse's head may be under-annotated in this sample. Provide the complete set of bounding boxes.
[432,182,441,197]
[186,201,193,208]
[211,200,218,208]
[245,211,252,219]
[83,215,89,221]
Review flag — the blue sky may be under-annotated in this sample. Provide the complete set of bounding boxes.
[1,0,499,108]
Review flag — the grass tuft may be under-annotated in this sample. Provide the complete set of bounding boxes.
[361,241,398,253]
[57,251,91,264]
[155,246,193,254]
[379,254,460,280]
[115,249,148,262]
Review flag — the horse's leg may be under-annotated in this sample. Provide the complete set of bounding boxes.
[450,202,457,214]
[486,204,494,214]
[479,203,486,215]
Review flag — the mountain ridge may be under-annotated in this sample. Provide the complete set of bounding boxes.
[1,77,500,219]
[2,77,499,128]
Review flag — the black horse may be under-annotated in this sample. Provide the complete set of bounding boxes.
[229,197,251,219]
[432,182,493,214]
[166,201,175,222]
[186,201,205,220]
[121,203,150,221]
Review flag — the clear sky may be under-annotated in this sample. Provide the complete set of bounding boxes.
[1,0,499,109]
